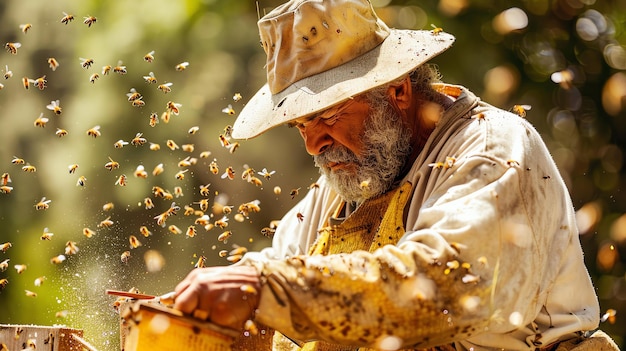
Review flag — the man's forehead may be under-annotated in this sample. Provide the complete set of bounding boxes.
[292,98,360,124]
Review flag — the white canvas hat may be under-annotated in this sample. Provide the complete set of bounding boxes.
[232,0,455,139]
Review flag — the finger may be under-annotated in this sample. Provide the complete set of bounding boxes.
[173,284,200,314]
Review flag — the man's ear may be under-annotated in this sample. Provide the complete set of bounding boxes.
[386,75,412,111]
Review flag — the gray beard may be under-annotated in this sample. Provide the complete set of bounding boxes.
[314,98,413,203]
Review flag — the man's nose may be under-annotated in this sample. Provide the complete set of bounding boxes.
[299,126,332,156]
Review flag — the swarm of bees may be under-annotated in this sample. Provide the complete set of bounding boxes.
[0,5,321,339]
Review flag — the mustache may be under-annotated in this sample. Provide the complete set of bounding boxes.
[314,145,360,169]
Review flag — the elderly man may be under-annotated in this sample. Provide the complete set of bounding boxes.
[173,0,619,350]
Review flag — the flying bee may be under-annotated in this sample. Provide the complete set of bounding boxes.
[233,93,242,102]
[86,125,101,138]
[222,104,235,115]
[126,88,142,102]
[200,151,211,158]
[134,165,148,179]
[11,156,26,165]
[290,188,301,199]
[22,76,30,90]
[20,23,32,33]
[274,186,282,195]
[248,176,263,187]
[132,98,145,107]
[1,173,10,186]
[241,167,255,181]
[129,235,142,249]
[89,73,100,83]
[143,71,157,84]
[35,197,51,210]
[5,42,21,55]
[33,75,47,90]
[98,216,114,228]
[131,132,147,146]
[76,175,87,186]
[221,166,236,180]
[209,160,219,175]
[144,50,155,63]
[83,228,95,238]
[47,100,62,115]
[61,12,75,24]
[157,82,173,93]
[184,205,195,216]
[226,141,240,153]
[261,226,276,237]
[218,230,232,242]
[102,202,115,211]
[430,23,443,35]
[68,164,79,174]
[161,110,171,123]
[167,101,181,115]
[115,174,128,186]
[199,184,211,196]
[188,126,199,134]
[0,242,12,252]
[56,128,68,137]
[218,134,230,147]
[48,57,59,71]
[0,258,9,271]
[0,278,8,289]
[258,168,276,180]
[83,15,97,27]
[104,157,119,171]
[178,156,193,167]
[168,225,182,235]
[182,144,195,153]
[152,163,165,176]
[34,276,45,286]
[215,216,229,229]
[102,65,112,75]
[113,61,127,74]
[25,290,37,298]
[175,169,188,180]
[175,61,189,71]
[15,264,27,274]
[166,139,179,150]
[196,198,209,212]
[113,139,129,148]
[149,113,159,127]
[174,186,183,197]
[55,310,69,318]
[139,225,152,237]
[22,164,37,172]
[296,212,305,222]
[80,57,94,69]
[186,225,197,238]
[149,143,160,151]
[121,251,131,264]
[510,104,531,118]
[152,186,167,198]
[144,197,154,209]
[0,185,12,194]
[194,255,206,267]
[65,241,79,255]
[3,65,12,79]
[194,214,210,226]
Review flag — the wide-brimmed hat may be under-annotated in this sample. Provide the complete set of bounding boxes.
[232,0,455,139]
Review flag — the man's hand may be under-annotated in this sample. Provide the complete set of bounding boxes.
[174,265,261,330]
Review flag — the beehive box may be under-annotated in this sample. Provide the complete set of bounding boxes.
[0,324,84,351]
[120,301,273,351]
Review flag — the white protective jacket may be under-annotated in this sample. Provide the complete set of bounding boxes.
[240,84,600,350]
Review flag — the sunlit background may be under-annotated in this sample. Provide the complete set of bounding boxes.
[0,0,624,349]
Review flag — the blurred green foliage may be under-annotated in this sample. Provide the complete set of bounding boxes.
[0,0,624,349]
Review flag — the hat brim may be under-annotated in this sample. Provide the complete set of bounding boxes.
[232,29,455,139]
